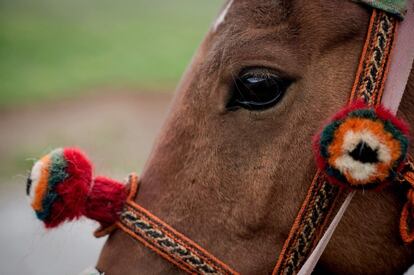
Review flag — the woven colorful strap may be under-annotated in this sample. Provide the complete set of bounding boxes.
[272,9,398,275]
[117,174,239,275]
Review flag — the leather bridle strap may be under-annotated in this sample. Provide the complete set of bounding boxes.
[272,8,398,275]
[117,174,239,275]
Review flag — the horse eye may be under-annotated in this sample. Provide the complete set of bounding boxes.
[226,70,291,111]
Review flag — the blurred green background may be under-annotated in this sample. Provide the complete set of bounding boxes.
[0,2,222,274]
[0,0,221,106]
[0,0,222,176]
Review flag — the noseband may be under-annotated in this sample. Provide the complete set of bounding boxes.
[27,2,414,275]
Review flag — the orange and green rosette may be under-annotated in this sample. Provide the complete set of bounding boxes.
[314,101,409,189]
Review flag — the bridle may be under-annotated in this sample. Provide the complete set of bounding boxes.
[97,3,414,274]
[28,2,414,275]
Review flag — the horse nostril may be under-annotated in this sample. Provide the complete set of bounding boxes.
[26,177,32,196]
[349,141,379,163]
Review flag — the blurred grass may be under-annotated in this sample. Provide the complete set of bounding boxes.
[0,0,222,106]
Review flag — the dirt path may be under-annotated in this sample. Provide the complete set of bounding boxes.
[0,91,172,275]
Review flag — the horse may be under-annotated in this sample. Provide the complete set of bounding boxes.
[93,0,414,274]
[35,0,414,274]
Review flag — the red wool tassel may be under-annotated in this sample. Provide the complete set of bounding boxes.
[86,176,127,227]
[27,148,128,229]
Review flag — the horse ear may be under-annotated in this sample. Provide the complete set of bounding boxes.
[27,148,127,229]
[313,101,410,190]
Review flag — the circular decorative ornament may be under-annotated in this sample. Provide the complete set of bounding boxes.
[313,101,409,189]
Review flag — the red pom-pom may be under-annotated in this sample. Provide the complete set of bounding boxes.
[27,148,127,229]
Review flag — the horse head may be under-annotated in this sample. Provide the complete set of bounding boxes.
[96,1,414,273]
[28,0,414,274]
